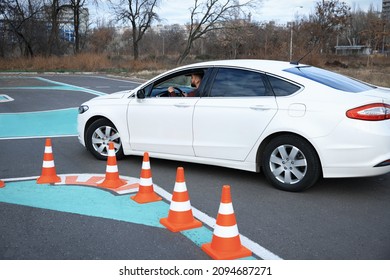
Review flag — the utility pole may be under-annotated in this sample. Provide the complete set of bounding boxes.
[289,6,303,61]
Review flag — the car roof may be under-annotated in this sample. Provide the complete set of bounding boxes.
[178,59,305,75]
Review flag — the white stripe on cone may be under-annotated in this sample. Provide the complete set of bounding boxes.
[173,182,187,192]
[42,160,55,168]
[106,165,119,173]
[170,200,192,212]
[213,224,239,238]
[218,202,234,215]
[142,161,151,169]
[140,177,153,186]
[108,148,115,156]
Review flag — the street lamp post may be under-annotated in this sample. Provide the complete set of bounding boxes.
[289,22,293,61]
[289,6,303,61]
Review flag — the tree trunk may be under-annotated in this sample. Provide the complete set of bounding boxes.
[177,41,192,65]
[132,23,139,60]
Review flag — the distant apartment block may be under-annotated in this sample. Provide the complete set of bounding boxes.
[57,6,89,42]
[383,0,390,20]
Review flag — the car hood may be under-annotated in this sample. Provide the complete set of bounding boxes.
[92,90,132,100]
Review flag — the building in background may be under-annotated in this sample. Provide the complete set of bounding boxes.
[383,0,390,20]
[58,6,89,43]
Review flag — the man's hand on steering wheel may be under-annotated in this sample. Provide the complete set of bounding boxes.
[168,86,186,97]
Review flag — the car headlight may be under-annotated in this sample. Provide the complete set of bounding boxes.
[78,105,89,114]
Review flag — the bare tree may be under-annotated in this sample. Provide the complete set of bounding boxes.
[109,0,160,60]
[0,0,46,57]
[87,25,116,53]
[45,0,73,56]
[177,0,260,64]
[312,0,351,54]
[358,7,388,53]
[46,0,61,55]
[68,0,87,53]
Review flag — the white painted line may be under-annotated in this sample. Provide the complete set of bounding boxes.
[0,94,14,102]
[153,184,283,260]
[0,135,78,141]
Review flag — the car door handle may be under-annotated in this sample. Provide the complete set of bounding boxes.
[174,103,191,108]
[250,105,271,111]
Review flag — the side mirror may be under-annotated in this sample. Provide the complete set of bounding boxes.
[137,89,145,99]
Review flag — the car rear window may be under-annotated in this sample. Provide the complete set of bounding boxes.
[284,66,375,93]
[267,75,301,96]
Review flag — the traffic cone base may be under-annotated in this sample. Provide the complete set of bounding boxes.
[131,152,162,203]
[202,238,252,260]
[98,178,127,189]
[160,214,202,232]
[0,180,5,188]
[160,167,202,232]
[37,174,61,184]
[131,190,162,204]
[37,138,61,184]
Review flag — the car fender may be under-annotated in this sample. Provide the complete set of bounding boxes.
[81,100,131,152]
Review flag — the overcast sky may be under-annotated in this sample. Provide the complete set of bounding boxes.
[90,0,384,26]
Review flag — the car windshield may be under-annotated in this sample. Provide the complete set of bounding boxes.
[284,66,376,93]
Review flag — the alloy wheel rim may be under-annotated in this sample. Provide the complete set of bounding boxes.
[91,126,121,156]
[269,144,307,184]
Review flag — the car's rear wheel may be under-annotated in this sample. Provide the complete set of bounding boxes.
[85,118,124,160]
[261,135,321,192]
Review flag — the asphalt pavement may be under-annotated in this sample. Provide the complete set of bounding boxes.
[1,73,389,260]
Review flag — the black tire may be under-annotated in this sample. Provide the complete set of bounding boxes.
[261,135,321,192]
[85,118,124,160]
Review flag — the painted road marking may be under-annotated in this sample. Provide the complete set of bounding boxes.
[0,108,78,139]
[0,77,107,96]
[0,76,105,139]
[0,174,282,260]
[0,94,14,102]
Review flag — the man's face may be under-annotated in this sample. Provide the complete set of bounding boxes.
[191,74,200,87]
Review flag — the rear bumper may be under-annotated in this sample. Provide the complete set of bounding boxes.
[315,119,390,178]
[323,165,390,178]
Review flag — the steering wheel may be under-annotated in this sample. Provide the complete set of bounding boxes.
[155,87,185,97]
[171,86,185,97]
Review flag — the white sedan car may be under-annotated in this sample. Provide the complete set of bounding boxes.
[77,60,390,192]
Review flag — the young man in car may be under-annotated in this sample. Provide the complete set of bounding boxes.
[168,71,203,97]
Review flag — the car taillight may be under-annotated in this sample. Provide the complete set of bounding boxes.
[346,103,390,121]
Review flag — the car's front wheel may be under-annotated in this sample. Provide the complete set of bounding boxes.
[261,135,321,192]
[85,118,124,160]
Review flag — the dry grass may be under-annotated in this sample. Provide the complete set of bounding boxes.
[1,53,389,87]
[335,67,390,87]
[0,53,111,72]
[0,53,169,74]
[323,55,390,87]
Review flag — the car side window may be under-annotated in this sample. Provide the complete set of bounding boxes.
[267,75,301,96]
[147,74,193,97]
[209,68,269,97]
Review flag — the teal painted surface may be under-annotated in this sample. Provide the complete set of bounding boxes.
[0,77,106,96]
[0,181,169,228]
[0,108,78,138]
[0,181,221,256]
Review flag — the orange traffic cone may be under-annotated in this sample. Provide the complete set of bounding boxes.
[160,167,202,232]
[0,180,5,188]
[131,152,162,204]
[98,142,127,189]
[202,185,252,260]
[37,138,61,184]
